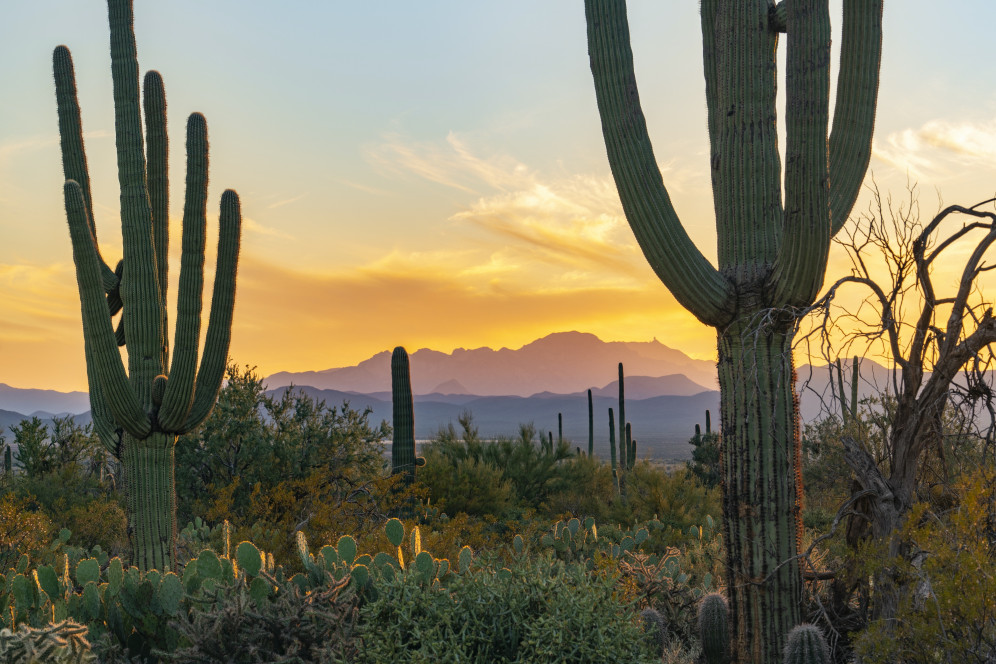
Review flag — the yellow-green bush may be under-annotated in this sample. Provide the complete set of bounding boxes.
[852,469,995,663]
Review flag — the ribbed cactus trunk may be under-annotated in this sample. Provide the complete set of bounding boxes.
[55,0,241,571]
[584,2,882,661]
[718,327,803,661]
[617,362,626,469]
[391,346,422,484]
[608,407,619,495]
[587,388,594,457]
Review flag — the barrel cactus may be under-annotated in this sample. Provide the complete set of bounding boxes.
[698,592,729,664]
[783,624,831,664]
[55,0,241,571]
[391,346,424,483]
[640,607,667,657]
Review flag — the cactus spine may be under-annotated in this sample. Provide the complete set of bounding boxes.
[391,347,424,484]
[587,388,594,457]
[782,624,830,664]
[698,592,730,664]
[584,3,882,660]
[55,0,241,571]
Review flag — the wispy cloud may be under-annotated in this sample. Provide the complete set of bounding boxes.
[365,131,645,283]
[266,193,308,209]
[0,130,111,168]
[364,132,534,194]
[873,119,996,180]
[242,216,295,240]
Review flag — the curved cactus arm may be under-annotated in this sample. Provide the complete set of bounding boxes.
[53,45,117,292]
[159,113,209,431]
[108,0,163,408]
[143,69,169,350]
[769,0,832,308]
[181,189,242,432]
[829,0,883,234]
[85,359,122,456]
[65,180,151,439]
[585,0,735,327]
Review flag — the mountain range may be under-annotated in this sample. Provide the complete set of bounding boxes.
[265,331,719,396]
[0,332,918,460]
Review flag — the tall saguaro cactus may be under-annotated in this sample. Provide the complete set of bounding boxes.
[617,362,627,469]
[55,0,241,571]
[584,2,882,662]
[391,346,424,484]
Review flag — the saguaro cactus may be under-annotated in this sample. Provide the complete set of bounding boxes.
[55,0,241,571]
[617,362,627,469]
[584,2,882,661]
[391,346,424,484]
[587,388,594,457]
[608,407,619,495]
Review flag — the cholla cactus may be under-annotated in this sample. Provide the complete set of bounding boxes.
[0,620,96,664]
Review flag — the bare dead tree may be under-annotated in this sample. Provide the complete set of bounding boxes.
[795,181,996,630]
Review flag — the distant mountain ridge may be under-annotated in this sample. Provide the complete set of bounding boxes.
[265,331,718,397]
[0,383,90,417]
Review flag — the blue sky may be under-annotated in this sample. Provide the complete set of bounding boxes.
[2,2,996,390]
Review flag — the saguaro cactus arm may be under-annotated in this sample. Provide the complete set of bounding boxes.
[53,47,118,293]
[829,0,884,234]
[584,0,735,326]
[64,181,150,439]
[108,0,164,411]
[143,70,170,331]
[159,113,209,430]
[769,1,832,307]
[181,189,242,431]
[771,0,883,306]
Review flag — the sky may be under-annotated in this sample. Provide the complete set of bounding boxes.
[3,2,996,392]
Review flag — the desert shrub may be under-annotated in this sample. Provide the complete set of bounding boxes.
[687,429,720,489]
[624,464,720,540]
[420,414,574,518]
[541,453,614,521]
[354,556,658,663]
[175,363,390,530]
[0,493,53,570]
[851,468,996,664]
[161,572,359,663]
[419,448,514,517]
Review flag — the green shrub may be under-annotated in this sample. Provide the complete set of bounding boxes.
[0,494,53,571]
[355,556,658,663]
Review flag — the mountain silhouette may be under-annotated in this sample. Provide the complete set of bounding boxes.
[265,331,717,397]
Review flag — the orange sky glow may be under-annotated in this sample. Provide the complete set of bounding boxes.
[3,2,996,392]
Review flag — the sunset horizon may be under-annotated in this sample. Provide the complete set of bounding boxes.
[4,1,996,393]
